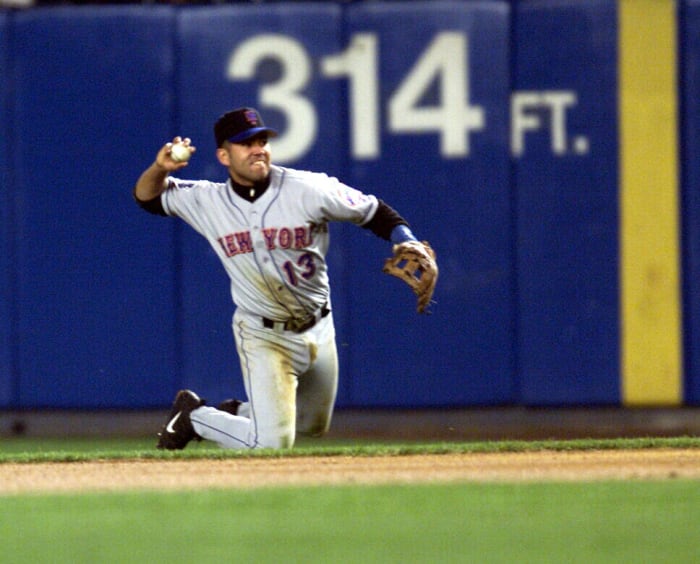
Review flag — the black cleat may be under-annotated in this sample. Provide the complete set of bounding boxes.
[156,389,206,450]
[217,398,242,416]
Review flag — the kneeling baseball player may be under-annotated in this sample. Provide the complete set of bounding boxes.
[134,107,438,450]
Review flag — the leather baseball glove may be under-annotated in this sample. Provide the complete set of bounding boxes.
[382,240,438,313]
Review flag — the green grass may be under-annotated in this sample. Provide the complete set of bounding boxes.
[1,481,699,563]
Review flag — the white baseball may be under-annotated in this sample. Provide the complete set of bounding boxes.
[170,142,191,163]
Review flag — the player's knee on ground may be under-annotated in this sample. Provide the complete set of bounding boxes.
[255,426,295,449]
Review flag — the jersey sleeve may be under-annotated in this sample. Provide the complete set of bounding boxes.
[159,178,217,236]
[310,173,379,225]
[159,177,188,217]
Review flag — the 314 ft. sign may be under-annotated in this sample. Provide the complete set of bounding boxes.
[227,32,585,163]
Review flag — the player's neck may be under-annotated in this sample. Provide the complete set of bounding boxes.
[229,175,270,202]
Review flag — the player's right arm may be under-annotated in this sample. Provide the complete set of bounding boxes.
[134,137,194,202]
[134,162,169,202]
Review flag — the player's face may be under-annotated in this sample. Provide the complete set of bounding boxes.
[218,136,271,186]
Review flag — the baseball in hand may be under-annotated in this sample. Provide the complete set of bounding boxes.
[170,142,192,163]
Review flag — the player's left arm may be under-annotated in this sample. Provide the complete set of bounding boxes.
[318,178,437,312]
[316,175,424,252]
[361,199,417,243]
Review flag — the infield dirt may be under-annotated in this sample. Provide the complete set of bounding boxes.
[1,449,699,495]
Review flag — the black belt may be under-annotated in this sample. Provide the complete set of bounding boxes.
[263,304,330,333]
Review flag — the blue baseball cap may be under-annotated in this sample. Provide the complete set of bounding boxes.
[214,107,278,147]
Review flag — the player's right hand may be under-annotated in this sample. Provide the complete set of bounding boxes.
[157,136,196,170]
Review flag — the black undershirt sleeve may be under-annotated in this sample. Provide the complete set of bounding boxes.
[362,199,409,241]
[133,189,167,216]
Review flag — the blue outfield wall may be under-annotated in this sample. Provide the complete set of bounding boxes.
[682,0,700,404]
[0,12,11,407]
[0,0,697,409]
[514,0,620,405]
[334,2,514,406]
[9,7,181,408]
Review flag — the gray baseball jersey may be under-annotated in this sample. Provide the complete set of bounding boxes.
[161,164,379,321]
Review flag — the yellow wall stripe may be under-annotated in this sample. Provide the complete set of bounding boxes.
[619,0,682,405]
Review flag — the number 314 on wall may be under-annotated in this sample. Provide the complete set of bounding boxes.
[227,32,484,163]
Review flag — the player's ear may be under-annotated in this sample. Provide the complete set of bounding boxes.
[216,147,230,166]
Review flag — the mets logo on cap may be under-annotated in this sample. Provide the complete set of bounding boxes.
[244,110,260,126]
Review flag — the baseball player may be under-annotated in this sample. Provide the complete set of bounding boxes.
[134,107,437,450]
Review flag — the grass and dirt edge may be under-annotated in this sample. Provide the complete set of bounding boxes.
[2,436,699,464]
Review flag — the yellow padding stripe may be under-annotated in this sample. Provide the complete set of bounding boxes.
[619,0,682,405]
